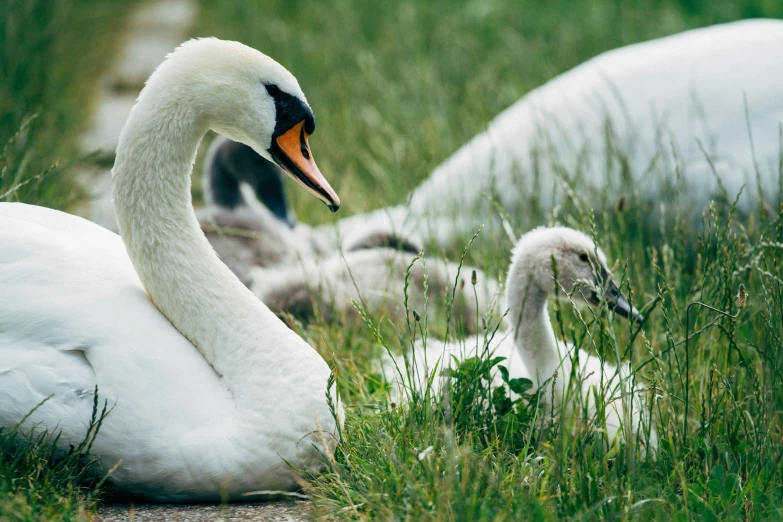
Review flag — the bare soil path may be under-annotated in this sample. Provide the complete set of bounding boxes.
[76,0,198,231]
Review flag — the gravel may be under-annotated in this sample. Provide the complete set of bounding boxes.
[96,500,312,521]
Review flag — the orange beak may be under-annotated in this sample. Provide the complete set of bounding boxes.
[271,121,340,212]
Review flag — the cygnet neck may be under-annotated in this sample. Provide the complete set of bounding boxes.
[506,268,562,385]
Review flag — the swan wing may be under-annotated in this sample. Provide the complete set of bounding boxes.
[1,202,137,438]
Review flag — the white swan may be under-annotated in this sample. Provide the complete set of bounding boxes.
[329,20,783,247]
[383,227,657,452]
[0,38,343,501]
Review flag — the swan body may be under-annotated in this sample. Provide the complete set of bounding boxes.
[200,144,496,331]
[1,38,343,500]
[198,138,455,330]
[199,200,327,285]
[330,20,783,247]
[384,227,657,452]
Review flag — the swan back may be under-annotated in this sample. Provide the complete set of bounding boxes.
[250,248,498,334]
[403,20,783,245]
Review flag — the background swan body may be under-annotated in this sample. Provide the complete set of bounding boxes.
[1,38,343,501]
[198,140,496,329]
[383,227,656,452]
[327,20,783,247]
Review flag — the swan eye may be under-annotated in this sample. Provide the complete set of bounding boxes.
[579,252,589,263]
[265,84,281,96]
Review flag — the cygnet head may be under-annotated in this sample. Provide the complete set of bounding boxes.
[144,38,339,211]
[506,227,642,322]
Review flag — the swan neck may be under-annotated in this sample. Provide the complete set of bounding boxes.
[508,275,561,384]
[110,88,299,414]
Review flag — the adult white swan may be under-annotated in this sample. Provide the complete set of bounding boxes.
[383,227,657,453]
[0,38,342,501]
[333,19,783,247]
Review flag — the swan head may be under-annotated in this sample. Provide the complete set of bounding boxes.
[150,38,340,212]
[506,227,642,323]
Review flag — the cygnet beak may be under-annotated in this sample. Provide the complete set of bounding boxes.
[606,281,643,323]
[588,279,643,324]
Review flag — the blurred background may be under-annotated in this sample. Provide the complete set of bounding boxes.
[3,0,782,222]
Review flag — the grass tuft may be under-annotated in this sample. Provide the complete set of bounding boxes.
[0,390,110,521]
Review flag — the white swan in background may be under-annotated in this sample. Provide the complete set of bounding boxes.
[383,227,657,452]
[334,19,783,247]
[0,38,343,501]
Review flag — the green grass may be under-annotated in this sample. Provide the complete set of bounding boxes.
[0,0,137,209]
[2,0,783,520]
[0,393,110,522]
